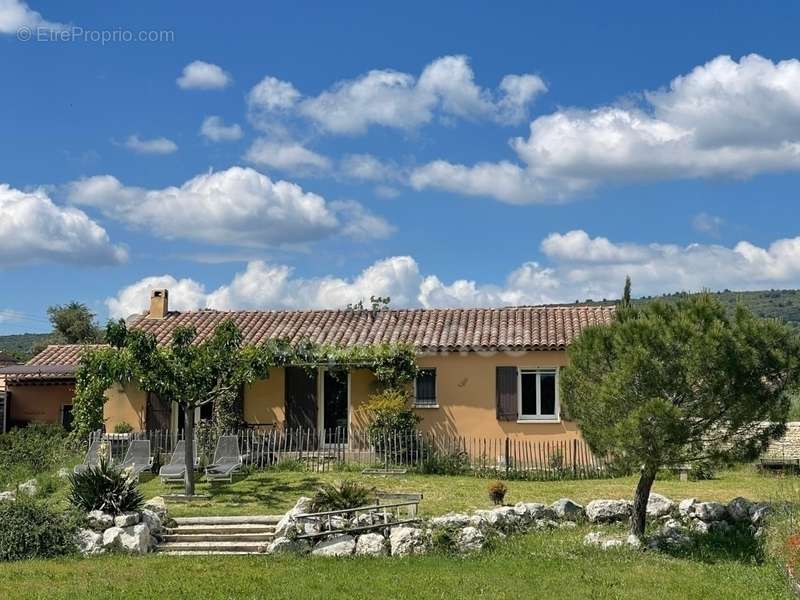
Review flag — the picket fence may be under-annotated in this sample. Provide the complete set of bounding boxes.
[90,427,613,480]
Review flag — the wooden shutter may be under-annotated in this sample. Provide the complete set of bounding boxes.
[496,367,518,421]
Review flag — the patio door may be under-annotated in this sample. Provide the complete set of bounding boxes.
[146,392,172,431]
[285,367,317,430]
[322,370,349,444]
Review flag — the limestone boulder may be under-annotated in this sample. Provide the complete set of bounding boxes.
[389,526,427,556]
[726,497,753,522]
[455,526,485,553]
[0,491,16,502]
[274,496,313,537]
[429,513,472,529]
[312,534,356,557]
[18,479,38,497]
[693,502,726,523]
[585,499,632,524]
[114,512,140,527]
[119,523,151,554]
[646,493,675,518]
[549,498,584,521]
[678,498,697,518]
[102,526,125,550]
[749,503,770,527]
[265,537,310,555]
[77,529,104,555]
[87,510,114,532]
[354,533,387,556]
[140,509,163,535]
[143,496,168,519]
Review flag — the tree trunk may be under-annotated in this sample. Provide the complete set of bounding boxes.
[630,465,657,538]
[184,406,195,497]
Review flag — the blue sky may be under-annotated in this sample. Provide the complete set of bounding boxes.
[2,1,800,334]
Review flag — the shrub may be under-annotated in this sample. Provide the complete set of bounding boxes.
[689,459,717,481]
[419,449,471,475]
[67,457,144,514]
[310,480,374,512]
[0,424,70,487]
[113,421,133,434]
[363,389,421,464]
[488,480,508,505]
[0,496,80,562]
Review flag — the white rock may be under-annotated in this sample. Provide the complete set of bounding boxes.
[18,479,38,497]
[312,534,356,557]
[102,526,125,549]
[0,491,15,502]
[678,498,697,518]
[532,518,558,530]
[143,496,168,519]
[626,534,642,549]
[389,526,426,556]
[321,515,350,531]
[661,518,685,535]
[352,511,393,527]
[87,510,114,531]
[602,539,624,550]
[430,513,472,528]
[583,532,604,546]
[274,496,313,537]
[266,537,310,555]
[514,502,553,521]
[646,493,675,518]
[693,502,726,522]
[558,521,578,529]
[119,523,151,553]
[114,512,140,527]
[691,519,711,534]
[140,509,162,534]
[549,498,585,521]
[456,526,485,553]
[585,499,632,523]
[727,497,752,522]
[77,529,104,555]
[355,533,387,556]
[57,468,70,480]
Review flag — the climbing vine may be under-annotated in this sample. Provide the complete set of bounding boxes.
[71,320,418,442]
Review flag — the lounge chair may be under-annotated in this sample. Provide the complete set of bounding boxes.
[205,435,243,482]
[73,439,108,474]
[159,440,197,483]
[119,439,152,480]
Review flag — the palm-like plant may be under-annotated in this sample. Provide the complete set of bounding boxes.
[67,457,144,514]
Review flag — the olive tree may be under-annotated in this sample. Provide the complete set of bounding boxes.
[561,291,800,538]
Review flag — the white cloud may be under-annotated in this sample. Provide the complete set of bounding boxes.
[107,275,209,319]
[413,54,800,204]
[67,166,391,247]
[107,229,800,317]
[0,183,126,267]
[692,212,724,236]
[244,138,331,173]
[330,200,395,240]
[340,154,403,183]
[200,116,243,142]
[123,135,178,155]
[248,55,546,135]
[177,60,231,90]
[0,0,65,34]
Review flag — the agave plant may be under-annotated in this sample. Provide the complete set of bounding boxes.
[67,457,144,514]
[310,480,374,513]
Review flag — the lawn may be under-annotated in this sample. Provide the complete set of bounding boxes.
[134,465,799,517]
[0,526,789,600]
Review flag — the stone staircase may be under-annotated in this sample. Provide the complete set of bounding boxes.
[158,515,281,555]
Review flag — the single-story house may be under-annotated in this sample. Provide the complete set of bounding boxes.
[0,289,614,443]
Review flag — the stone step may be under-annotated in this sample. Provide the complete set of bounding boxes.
[173,515,281,526]
[162,532,275,543]
[167,524,276,535]
[157,541,266,553]
[158,550,263,556]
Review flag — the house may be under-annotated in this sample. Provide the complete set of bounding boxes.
[0,289,614,443]
[0,351,19,368]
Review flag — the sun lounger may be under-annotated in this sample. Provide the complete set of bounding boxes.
[73,439,108,474]
[118,439,152,479]
[159,440,197,483]
[204,435,243,482]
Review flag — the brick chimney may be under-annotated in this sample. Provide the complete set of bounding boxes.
[148,289,169,319]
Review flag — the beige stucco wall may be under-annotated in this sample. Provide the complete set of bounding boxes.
[101,350,581,442]
[104,383,146,432]
[7,383,74,426]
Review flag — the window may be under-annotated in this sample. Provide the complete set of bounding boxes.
[518,369,559,420]
[414,369,437,407]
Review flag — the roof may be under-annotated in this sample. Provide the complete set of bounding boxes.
[0,344,104,383]
[0,351,18,365]
[127,306,614,353]
[2,306,615,381]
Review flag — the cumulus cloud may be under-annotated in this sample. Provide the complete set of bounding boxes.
[0,183,126,267]
[106,275,209,319]
[412,54,800,203]
[0,0,65,34]
[106,229,800,318]
[66,166,391,247]
[177,60,232,90]
[340,154,403,183]
[123,135,178,155]
[200,116,243,142]
[247,55,546,135]
[244,138,331,173]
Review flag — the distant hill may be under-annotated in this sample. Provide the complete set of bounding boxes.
[3,289,800,360]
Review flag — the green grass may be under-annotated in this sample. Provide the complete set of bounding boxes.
[135,465,800,517]
[0,526,789,600]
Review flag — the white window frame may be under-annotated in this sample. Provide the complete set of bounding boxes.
[517,368,560,422]
[413,368,438,408]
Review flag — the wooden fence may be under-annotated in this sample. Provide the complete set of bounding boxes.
[90,427,613,480]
